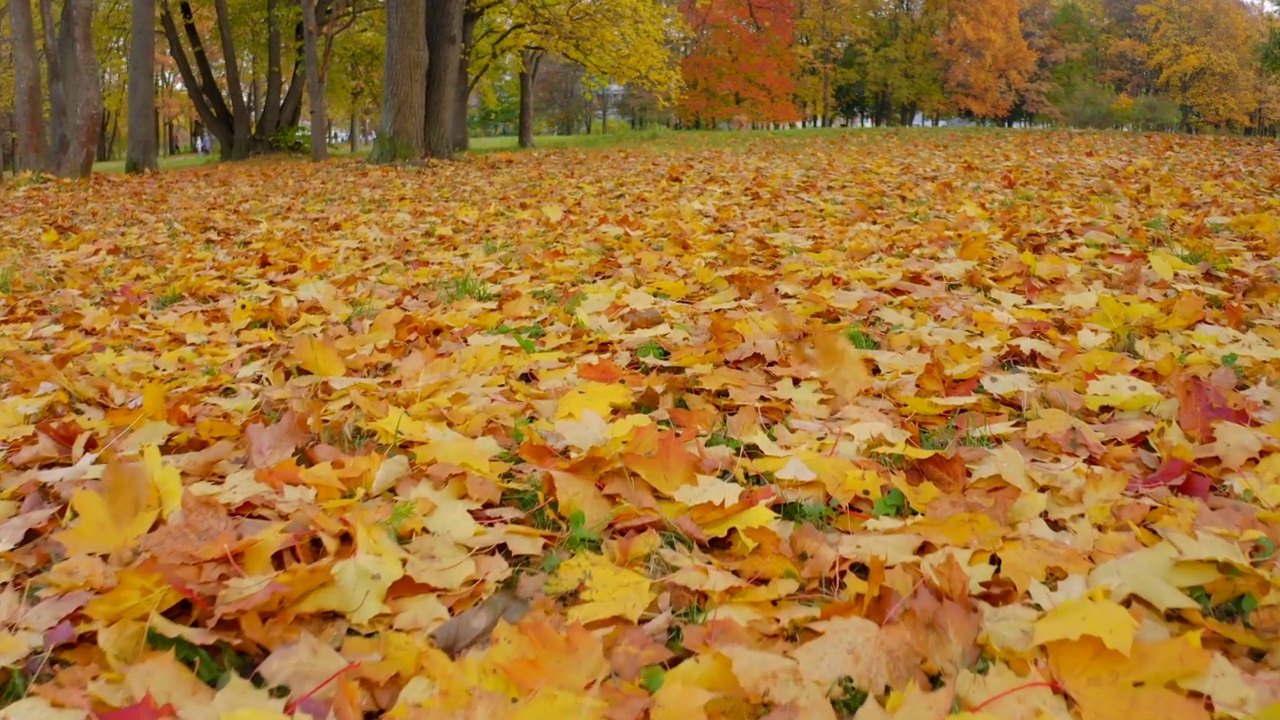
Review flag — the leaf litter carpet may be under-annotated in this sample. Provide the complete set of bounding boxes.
[3,131,1280,719]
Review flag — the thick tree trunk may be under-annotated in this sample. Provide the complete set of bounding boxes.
[517,49,541,149]
[424,0,463,159]
[48,0,102,177]
[301,0,327,160]
[126,0,159,172]
[452,7,477,152]
[9,0,47,172]
[371,0,427,162]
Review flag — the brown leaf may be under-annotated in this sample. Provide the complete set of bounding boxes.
[246,411,310,469]
[429,588,532,659]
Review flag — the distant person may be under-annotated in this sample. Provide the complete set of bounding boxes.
[195,135,205,156]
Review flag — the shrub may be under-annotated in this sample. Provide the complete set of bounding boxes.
[269,126,311,153]
[1060,84,1118,129]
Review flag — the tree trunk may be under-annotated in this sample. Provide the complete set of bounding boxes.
[423,0,463,159]
[517,49,541,149]
[41,0,68,161]
[301,0,327,160]
[350,109,358,153]
[370,0,428,162]
[214,0,251,158]
[126,0,159,172]
[256,0,283,144]
[161,0,234,152]
[49,0,102,177]
[452,6,477,152]
[9,0,47,172]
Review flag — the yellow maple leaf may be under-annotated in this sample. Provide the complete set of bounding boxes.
[699,505,777,550]
[545,552,653,623]
[293,523,405,625]
[1033,593,1138,655]
[1088,542,1217,612]
[555,381,634,420]
[84,570,183,623]
[143,444,182,519]
[142,381,167,421]
[55,460,160,556]
[1084,375,1164,412]
[291,334,347,376]
[1047,635,1211,720]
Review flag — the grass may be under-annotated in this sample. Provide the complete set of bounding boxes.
[152,287,184,311]
[91,127,891,175]
[94,153,219,174]
[844,326,880,350]
[0,266,15,294]
[467,126,867,155]
[440,273,498,302]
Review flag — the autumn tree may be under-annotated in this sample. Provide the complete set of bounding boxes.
[1139,0,1257,130]
[8,0,102,176]
[464,0,681,148]
[837,0,946,127]
[327,12,383,153]
[679,0,802,127]
[160,0,313,159]
[937,0,1038,121]
[127,0,159,172]
[794,0,858,126]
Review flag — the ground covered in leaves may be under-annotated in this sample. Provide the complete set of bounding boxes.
[2,130,1280,720]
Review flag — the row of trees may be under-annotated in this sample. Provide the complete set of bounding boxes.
[679,0,1280,132]
[1,0,1278,177]
[0,0,684,174]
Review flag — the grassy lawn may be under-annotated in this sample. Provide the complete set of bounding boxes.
[91,127,866,173]
[92,153,221,174]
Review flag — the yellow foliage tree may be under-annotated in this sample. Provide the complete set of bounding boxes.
[1138,0,1257,130]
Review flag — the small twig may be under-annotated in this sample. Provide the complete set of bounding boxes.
[284,660,362,715]
[970,681,1062,712]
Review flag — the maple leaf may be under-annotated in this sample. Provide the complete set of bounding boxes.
[1047,635,1212,720]
[55,460,160,556]
[545,552,654,623]
[292,523,405,624]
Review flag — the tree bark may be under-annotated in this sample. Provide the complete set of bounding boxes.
[517,48,541,149]
[48,0,102,177]
[256,0,284,144]
[424,0,463,159]
[301,0,328,160]
[162,0,233,151]
[452,5,478,152]
[126,0,159,172]
[213,0,251,158]
[371,0,428,162]
[9,0,47,172]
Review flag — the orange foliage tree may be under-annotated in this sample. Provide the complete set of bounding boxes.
[678,0,804,127]
[937,0,1038,121]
